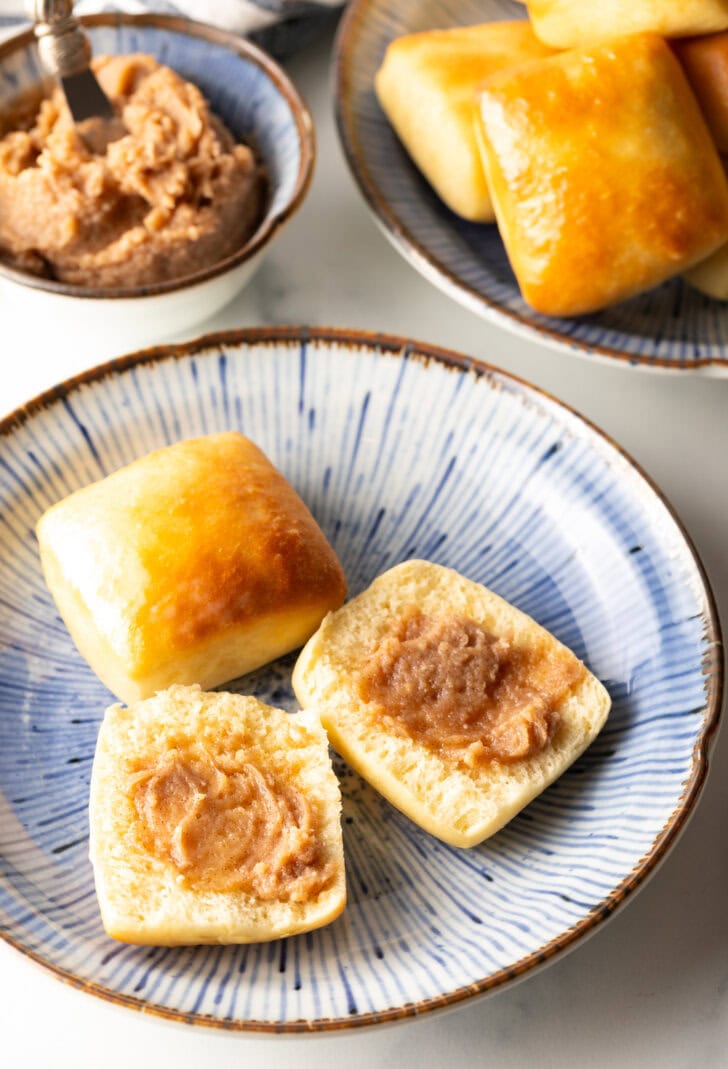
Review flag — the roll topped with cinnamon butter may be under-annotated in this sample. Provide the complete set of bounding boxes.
[90,685,346,944]
[293,560,611,848]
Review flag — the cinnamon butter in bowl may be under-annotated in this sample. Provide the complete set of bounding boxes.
[0,14,314,346]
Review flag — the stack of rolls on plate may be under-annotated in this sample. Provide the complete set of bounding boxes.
[37,433,610,945]
[374,0,728,313]
[37,433,350,945]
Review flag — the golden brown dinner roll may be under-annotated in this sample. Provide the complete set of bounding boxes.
[89,685,346,944]
[36,433,347,704]
[527,0,728,48]
[292,561,611,848]
[474,33,728,316]
[374,21,553,222]
[673,32,728,151]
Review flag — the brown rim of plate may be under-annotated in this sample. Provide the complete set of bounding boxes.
[333,0,728,373]
[0,13,315,300]
[0,325,724,1033]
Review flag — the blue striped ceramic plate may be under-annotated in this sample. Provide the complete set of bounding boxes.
[0,328,722,1031]
[335,0,728,374]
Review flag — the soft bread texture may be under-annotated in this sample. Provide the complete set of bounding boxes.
[374,21,553,222]
[527,0,728,48]
[36,433,347,704]
[292,561,611,849]
[89,685,346,944]
[673,32,728,151]
[474,33,728,316]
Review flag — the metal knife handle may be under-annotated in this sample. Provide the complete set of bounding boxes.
[29,0,91,80]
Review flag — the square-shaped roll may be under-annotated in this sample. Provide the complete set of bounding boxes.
[474,33,728,316]
[89,685,346,944]
[36,433,347,704]
[374,21,553,222]
[292,561,611,848]
[527,0,728,48]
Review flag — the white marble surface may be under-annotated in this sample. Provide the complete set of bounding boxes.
[2,21,727,1068]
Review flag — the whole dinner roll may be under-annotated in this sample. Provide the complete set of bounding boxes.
[36,432,347,703]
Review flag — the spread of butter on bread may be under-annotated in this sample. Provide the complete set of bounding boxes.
[89,685,346,944]
[292,561,611,848]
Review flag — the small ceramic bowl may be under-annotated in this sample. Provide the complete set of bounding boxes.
[0,14,315,347]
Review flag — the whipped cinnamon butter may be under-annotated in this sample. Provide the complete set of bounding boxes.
[130,748,335,902]
[0,54,264,286]
[358,610,585,766]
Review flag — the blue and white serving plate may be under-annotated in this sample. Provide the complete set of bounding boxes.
[0,328,722,1031]
[335,0,728,375]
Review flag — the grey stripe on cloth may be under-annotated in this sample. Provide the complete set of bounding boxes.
[0,0,345,55]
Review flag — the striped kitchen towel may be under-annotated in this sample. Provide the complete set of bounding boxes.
[0,0,346,55]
